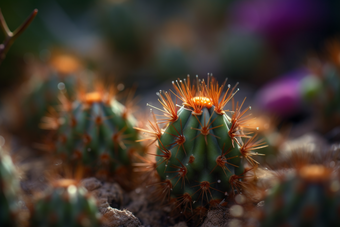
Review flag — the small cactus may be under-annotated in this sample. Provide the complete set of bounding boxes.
[259,165,340,227]
[0,148,20,226]
[29,179,102,227]
[3,54,87,140]
[23,68,78,133]
[136,75,266,216]
[41,87,143,183]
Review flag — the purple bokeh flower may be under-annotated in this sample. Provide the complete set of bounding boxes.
[255,69,308,117]
[230,0,327,46]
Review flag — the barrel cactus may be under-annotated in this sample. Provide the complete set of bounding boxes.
[259,165,340,227]
[136,75,266,217]
[41,88,144,184]
[0,148,21,226]
[29,179,102,227]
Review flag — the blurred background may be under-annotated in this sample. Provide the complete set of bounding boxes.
[1,0,340,141]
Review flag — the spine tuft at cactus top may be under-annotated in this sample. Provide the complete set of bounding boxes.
[135,74,267,217]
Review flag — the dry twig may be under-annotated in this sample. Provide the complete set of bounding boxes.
[0,8,38,65]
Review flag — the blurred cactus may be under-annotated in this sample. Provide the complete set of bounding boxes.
[0,148,20,226]
[2,54,87,141]
[301,65,340,119]
[22,55,82,134]
[41,86,144,185]
[135,75,267,218]
[301,45,340,133]
[29,179,102,227]
[259,165,340,227]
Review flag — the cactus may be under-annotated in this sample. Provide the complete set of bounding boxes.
[301,42,340,133]
[29,179,102,227]
[2,54,87,140]
[0,148,20,226]
[23,62,79,133]
[41,88,143,183]
[301,64,340,130]
[259,165,340,227]
[136,75,266,216]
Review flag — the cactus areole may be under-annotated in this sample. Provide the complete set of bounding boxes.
[137,75,266,213]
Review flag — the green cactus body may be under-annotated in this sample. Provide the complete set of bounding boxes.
[0,149,20,226]
[156,105,243,198]
[30,180,101,227]
[137,75,265,214]
[45,91,142,178]
[260,165,340,227]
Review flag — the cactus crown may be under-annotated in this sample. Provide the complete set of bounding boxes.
[136,75,266,217]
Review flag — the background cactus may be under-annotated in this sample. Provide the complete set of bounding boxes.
[22,59,79,133]
[29,179,102,227]
[0,148,20,226]
[2,54,88,141]
[136,75,267,217]
[41,87,144,184]
[301,43,340,134]
[259,165,340,227]
[301,65,340,126]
